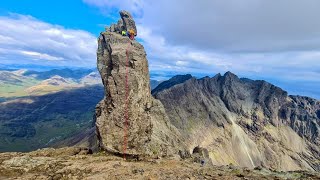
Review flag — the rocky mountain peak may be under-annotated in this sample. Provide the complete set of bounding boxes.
[120,10,137,34]
[41,75,70,86]
[213,72,222,78]
[153,72,320,170]
[152,74,193,95]
[224,71,236,77]
[106,11,137,35]
[222,71,239,83]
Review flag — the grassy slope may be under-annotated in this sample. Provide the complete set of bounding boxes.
[0,85,104,152]
[0,78,40,98]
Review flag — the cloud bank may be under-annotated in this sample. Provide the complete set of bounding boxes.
[0,14,97,67]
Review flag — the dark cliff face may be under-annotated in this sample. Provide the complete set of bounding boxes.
[152,72,292,130]
[280,95,320,145]
[153,71,320,171]
[151,74,193,95]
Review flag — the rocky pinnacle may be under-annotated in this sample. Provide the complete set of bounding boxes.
[106,10,137,35]
[95,11,185,157]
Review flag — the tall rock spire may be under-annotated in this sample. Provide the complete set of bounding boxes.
[95,11,186,157]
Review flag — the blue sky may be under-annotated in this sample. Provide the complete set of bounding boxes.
[0,0,320,99]
[0,0,111,35]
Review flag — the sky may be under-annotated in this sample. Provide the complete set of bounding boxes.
[0,0,319,99]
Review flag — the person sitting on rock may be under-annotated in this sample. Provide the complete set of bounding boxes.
[127,29,136,40]
[121,30,127,36]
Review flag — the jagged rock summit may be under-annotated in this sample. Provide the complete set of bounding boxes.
[153,72,320,171]
[95,11,185,157]
[106,10,137,35]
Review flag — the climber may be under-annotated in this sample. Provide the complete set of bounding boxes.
[127,29,136,40]
[121,30,127,36]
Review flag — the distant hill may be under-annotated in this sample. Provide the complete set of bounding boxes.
[23,68,95,80]
[80,72,102,85]
[25,75,79,96]
[0,85,104,152]
[0,70,41,97]
[150,80,162,90]
[0,68,163,152]
[151,74,192,94]
[0,68,101,98]
[0,64,83,72]
[0,68,104,152]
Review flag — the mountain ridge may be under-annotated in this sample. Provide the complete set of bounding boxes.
[153,71,320,171]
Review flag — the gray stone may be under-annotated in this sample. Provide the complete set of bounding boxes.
[105,11,137,36]
[120,10,137,35]
[153,71,320,171]
[95,12,186,157]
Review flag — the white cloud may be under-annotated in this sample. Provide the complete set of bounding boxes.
[0,14,97,67]
[20,51,64,61]
[176,61,189,66]
[137,25,234,73]
[140,0,320,53]
[83,0,144,17]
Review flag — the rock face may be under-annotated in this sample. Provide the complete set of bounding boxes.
[120,11,137,34]
[106,10,137,35]
[95,11,185,157]
[153,72,320,171]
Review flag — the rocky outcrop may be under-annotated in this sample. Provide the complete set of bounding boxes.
[95,11,185,157]
[153,72,320,171]
[106,10,137,35]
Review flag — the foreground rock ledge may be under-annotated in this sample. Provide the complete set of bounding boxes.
[1,147,319,180]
